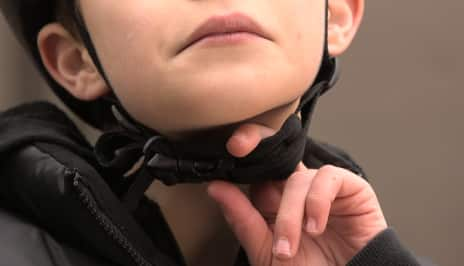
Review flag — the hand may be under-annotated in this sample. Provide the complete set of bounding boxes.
[207,123,388,266]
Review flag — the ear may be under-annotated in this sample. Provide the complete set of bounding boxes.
[327,0,365,57]
[37,23,109,101]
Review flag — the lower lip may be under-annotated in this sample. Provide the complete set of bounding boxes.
[193,32,263,47]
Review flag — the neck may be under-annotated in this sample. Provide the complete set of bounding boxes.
[145,99,301,265]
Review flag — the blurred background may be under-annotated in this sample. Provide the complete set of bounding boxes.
[0,1,461,265]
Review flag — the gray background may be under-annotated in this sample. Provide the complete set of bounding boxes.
[1,1,462,265]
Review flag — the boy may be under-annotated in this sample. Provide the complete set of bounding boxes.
[0,0,426,265]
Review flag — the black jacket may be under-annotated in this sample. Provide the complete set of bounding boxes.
[0,102,424,266]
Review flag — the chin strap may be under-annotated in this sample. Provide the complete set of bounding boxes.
[95,110,307,210]
[74,0,340,212]
[94,57,338,211]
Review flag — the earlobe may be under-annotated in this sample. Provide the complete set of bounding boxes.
[327,0,364,57]
[37,23,109,101]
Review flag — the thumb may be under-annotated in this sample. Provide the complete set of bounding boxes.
[227,123,276,158]
[207,181,272,262]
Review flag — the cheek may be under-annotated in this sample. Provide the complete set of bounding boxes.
[278,1,326,118]
[85,6,174,119]
[83,0,172,77]
[95,13,167,77]
[280,1,326,80]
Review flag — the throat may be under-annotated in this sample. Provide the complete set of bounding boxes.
[146,182,244,266]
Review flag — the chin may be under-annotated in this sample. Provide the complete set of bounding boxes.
[150,99,299,142]
[151,92,300,141]
[126,54,314,138]
[139,74,306,136]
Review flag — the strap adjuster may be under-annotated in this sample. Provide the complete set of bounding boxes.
[143,136,235,185]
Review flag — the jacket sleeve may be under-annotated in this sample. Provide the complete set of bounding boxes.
[347,228,435,266]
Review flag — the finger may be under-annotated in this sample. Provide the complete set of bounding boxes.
[226,123,276,158]
[250,163,308,227]
[296,161,308,172]
[272,170,316,260]
[207,180,272,259]
[250,181,282,227]
[304,165,367,235]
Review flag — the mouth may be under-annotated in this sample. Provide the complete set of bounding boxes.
[177,12,273,54]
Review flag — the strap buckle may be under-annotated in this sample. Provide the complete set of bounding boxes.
[143,136,235,185]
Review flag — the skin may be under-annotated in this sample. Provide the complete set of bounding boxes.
[37,0,363,139]
[35,0,378,265]
[208,123,388,265]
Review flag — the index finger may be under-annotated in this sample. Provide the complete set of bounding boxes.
[272,168,317,259]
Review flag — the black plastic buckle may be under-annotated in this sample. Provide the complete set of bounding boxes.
[142,136,235,185]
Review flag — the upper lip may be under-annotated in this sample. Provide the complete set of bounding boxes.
[178,12,272,53]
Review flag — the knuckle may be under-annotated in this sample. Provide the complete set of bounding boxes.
[320,164,356,177]
[319,164,339,173]
[276,215,300,233]
[319,164,353,183]
[318,165,340,183]
[288,171,310,186]
[306,192,330,207]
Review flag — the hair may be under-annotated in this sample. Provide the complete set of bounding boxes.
[54,0,81,41]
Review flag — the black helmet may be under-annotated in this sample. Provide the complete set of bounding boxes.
[0,0,115,130]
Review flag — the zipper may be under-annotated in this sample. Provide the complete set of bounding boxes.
[70,170,153,266]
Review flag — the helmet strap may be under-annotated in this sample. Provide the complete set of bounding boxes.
[72,4,111,92]
[75,0,340,212]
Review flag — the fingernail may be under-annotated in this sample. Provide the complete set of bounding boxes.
[306,218,317,233]
[273,237,291,258]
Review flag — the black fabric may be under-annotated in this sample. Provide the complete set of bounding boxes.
[95,114,308,211]
[0,102,183,266]
[304,138,365,178]
[0,207,119,266]
[347,228,422,266]
[0,101,95,164]
[0,102,431,266]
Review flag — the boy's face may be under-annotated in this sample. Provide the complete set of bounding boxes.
[80,0,325,136]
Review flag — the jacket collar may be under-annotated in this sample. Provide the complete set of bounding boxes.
[0,102,186,266]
